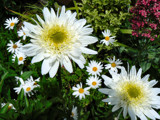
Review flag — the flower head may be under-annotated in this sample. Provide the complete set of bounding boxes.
[1,103,16,110]
[22,6,98,78]
[72,83,90,100]
[4,17,19,30]
[105,56,122,73]
[100,29,116,46]
[17,26,28,40]
[71,106,78,120]
[7,40,22,54]
[99,66,160,120]
[86,60,103,76]
[14,76,40,97]
[12,52,26,65]
[86,76,101,89]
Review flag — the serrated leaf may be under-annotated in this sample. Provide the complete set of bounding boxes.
[21,71,33,80]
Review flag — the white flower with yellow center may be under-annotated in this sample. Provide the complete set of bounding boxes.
[86,60,103,76]
[105,56,122,73]
[17,26,28,40]
[12,52,26,65]
[72,83,90,100]
[71,106,78,120]
[22,6,98,78]
[14,77,39,97]
[99,66,160,120]
[100,29,115,46]
[4,17,19,30]
[7,40,22,54]
[1,103,16,110]
[86,76,101,89]
[26,76,40,87]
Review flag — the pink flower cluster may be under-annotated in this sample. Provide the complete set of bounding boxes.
[130,0,160,41]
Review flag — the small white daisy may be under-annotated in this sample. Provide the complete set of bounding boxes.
[99,66,160,120]
[26,76,40,87]
[17,26,28,40]
[12,52,26,65]
[1,103,16,110]
[72,83,90,100]
[105,56,122,73]
[7,40,22,54]
[100,29,116,46]
[71,106,78,120]
[4,17,19,30]
[86,76,101,89]
[14,77,39,97]
[86,60,103,76]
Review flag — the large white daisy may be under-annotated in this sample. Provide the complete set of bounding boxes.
[99,66,160,120]
[22,6,98,78]
[105,56,122,73]
[100,29,115,46]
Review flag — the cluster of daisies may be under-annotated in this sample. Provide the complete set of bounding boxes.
[72,57,123,100]
[2,5,160,120]
[5,17,28,65]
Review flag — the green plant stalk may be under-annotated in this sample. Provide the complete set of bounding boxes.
[58,67,62,89]
[73,0,79,19]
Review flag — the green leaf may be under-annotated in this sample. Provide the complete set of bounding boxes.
[21,71,33,80]
[0,103,9,114]
[0,72,8,94]
[25,95,29,108]
[120,29,132,34]
[140,62,151,73]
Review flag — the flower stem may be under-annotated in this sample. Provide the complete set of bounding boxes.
[58,66,62,88]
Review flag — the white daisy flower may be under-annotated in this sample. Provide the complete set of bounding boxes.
[1,103,16,110]
[4,17,19,30]
[14,77,39,97]
[100,29,115,46]
[12,52,26,65]
[26,76,40,87]
[86,76,101,89]
[22,6,98,78]
[86,60,103,76]
[17,26,28,40]
[72,83,90,100]
[105,56,122,73]
[7,40,22,54]
[71,106,78,120]
[99,66,160,120]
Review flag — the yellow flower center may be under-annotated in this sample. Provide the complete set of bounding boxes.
[23,32,26,35]
[10,22,15,26]
[19,57,23,61]
[26,87,31,92]
[34,82,37,85]
[92,67,98,72]
[105,36,110,41]
[13,44,18,49]
[111,62,116,67]
[92,81,97,86]
[71,112,74,117]
[119,81,146,106]
[79,88,84,93]
[8,105,12,110]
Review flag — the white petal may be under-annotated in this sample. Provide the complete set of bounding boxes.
[63,56,73,73]
[112,105,121,112]
[128,107,136,120]
[31,52,45,63]
[81,47,97,54]
[102,75,112,86]
[41,57,54,75]
[49,61,59,78]
[43,7,51,24]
